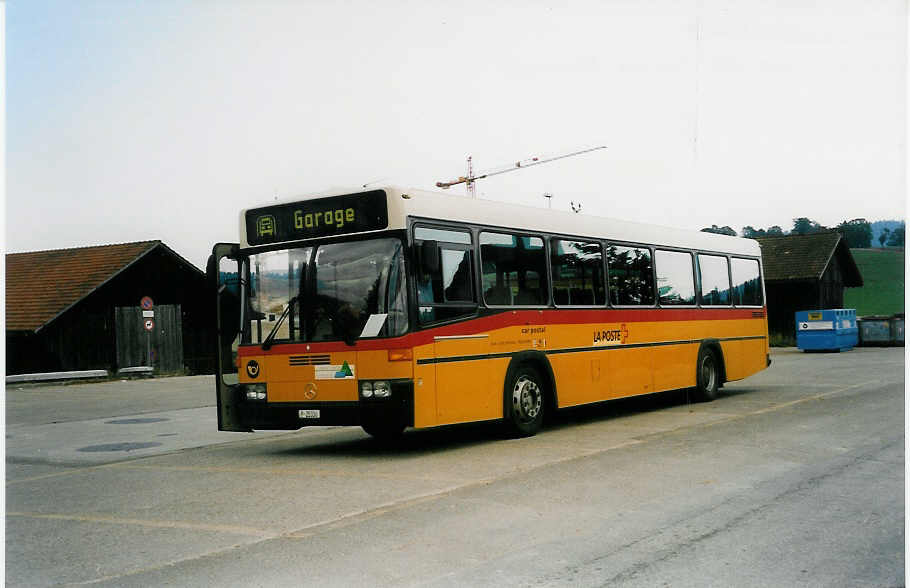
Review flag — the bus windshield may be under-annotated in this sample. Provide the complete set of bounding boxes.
[243,237,408,345]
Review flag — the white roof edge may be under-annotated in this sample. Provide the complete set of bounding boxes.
[241,185,761,257]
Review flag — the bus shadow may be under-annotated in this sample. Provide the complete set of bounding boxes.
[715,385,756,399]
[547,385,754,431]
[547,388,692,430]
[276,387,745,457]
[275,420,510,459]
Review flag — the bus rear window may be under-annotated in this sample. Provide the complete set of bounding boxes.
[731,258,763,306]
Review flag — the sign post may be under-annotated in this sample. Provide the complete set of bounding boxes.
[141,297,155,368]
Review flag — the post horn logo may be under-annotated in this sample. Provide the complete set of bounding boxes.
[256,215,276,237]
[246,360,260,379]
[304,383,318,400]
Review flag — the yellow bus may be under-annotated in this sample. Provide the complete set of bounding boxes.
[207,186,769,439]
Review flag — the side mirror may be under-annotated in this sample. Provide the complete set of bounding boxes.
[205,253,223,296]
[419,240,440,275]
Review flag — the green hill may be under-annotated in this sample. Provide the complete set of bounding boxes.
[844,249,905,316]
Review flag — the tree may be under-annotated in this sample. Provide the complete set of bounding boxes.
[792,217,827,235]
[792,218,812,235]
[701,225,737,236]
[879,228,890,247]
[886,223,905,247]
[836,218,872,248]
[742,225,783,238]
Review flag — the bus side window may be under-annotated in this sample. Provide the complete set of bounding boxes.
[551,239,605,306]
[480,232,548,306]
[655,249,696,306]
[697,254,732,306]
[442,249,474,301]
[731,257,763,306]
[607,244,655,306]
[415,227,476,324]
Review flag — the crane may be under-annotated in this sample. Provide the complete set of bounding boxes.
[435,145,607,197]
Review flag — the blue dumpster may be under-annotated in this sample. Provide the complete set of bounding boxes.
[796,309,858,352]
[858,316,892,346]
[891,315,904,346]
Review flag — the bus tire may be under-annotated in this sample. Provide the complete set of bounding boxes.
[694,346,720,402]
[362,420,405,441]
[504,364,545,437]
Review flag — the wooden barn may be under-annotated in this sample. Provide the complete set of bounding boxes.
[6,241,213,376]
[756,233,864,340]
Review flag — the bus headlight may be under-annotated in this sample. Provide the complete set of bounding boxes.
[245,383,267,401]
[360,380,391,399]
[373,381,391,398]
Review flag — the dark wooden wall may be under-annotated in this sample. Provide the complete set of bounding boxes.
[818,255,845,309]
[766,256,848,339]
[6,247,213,375]
[115,305,184,373]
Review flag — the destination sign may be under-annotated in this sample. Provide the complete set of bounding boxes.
[245,190,389,246]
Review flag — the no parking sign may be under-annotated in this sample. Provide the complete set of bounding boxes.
[141,296,155,332]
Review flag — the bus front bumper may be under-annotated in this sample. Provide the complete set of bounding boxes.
[236,379,414,431]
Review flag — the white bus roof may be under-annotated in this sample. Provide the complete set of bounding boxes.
[241,185,761,257]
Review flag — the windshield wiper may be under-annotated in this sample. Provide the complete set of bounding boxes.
[261,295,298,351]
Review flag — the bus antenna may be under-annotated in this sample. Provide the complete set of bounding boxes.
[435,146,607,196]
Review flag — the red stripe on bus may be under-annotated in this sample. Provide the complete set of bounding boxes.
[238,307,767,357]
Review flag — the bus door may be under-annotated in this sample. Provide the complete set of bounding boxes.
[415,233,494,424]
[434,334,497,424]
[206,243,249,432]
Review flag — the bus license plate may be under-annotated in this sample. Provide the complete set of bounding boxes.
[298,409,320,420]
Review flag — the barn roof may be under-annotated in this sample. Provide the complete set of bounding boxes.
[756,233,863,286]
[6,240,201,333]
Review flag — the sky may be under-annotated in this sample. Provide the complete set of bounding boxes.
[6,0,907,269]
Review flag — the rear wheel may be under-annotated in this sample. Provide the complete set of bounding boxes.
[694,347,720,402]
[505,365,545,437]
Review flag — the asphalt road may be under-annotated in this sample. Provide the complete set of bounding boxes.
[6,375,214,426]
[5,347,905,587]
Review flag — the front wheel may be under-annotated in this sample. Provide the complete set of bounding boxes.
[693,347,720,402]
[504,365,545,437]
